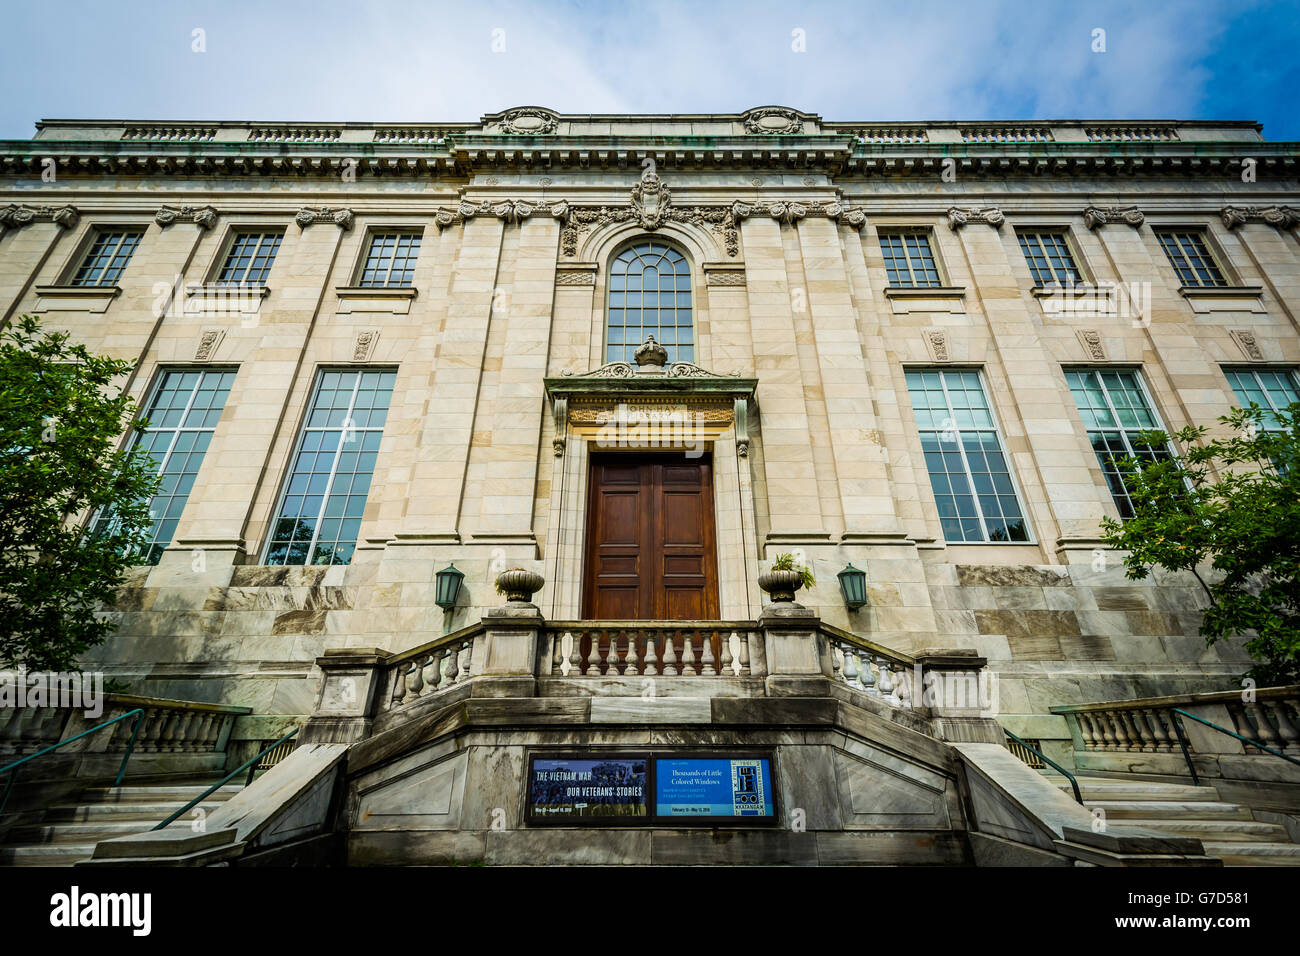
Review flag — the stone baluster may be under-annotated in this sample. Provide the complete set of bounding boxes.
[625,632,639,677]
[444,642,461,684]
[1110,710,1134,751]
[425,651,444,692]
[1224,701,1256,750]
[1128,710,1154,752]
[720,633,734,677]
[567,633,582,677]
[682,635,698,676]
[0,708,25,756]
[407,659,425,700]
[1145,708,1172,752]
[172,712,196,752]
[1267,699,1300,753]
[896,666,913,709]
[552,633,564,675]
[701,632,716,675]
[1094,711,1116,750]
[643,634,659,676]
[877,659,897,703]
[1075,713,1098,751]
[662,634,679,676]
[1246,701,1285,753]
[841,645,860,687]
[456,640,472,683]
[859,652,877,695]
[738,633,751,677]
[584,634,602,677]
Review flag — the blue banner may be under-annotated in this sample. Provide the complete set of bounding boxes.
[527,757,648,819]
[654,757,774,817]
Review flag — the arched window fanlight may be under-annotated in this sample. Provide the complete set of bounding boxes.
[606,241,693,364]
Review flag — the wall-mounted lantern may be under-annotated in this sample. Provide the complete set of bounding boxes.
[434,563,464,611]
[837,563,868,609]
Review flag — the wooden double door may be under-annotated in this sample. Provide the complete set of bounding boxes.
[582,453,719,620]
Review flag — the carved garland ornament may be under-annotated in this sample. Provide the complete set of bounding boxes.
[1221,205,1300,231]
[295,206,354,230]
[1077,329,1106,360]
[946,206,1005,230]
[1083,205,1144,229]
[496,108,558,135]
[743,107,804,135]
[155,204,218,229]
[1229,329,1265,361]
[731,199,866,230]
[434,198,570,230]
[0,203,79,230]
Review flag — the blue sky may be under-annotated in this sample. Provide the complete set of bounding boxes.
[2,0,1298,139]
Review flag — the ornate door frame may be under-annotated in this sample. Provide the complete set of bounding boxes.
[543,355,759,620]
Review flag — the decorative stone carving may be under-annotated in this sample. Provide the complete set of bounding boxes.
[743,107,804,135]
[1083,205,1144,229]
[732,199,807,227]
[353,329,380,362]
[1229,329,1265,361]
[734,397,750,458]
[155,204,217,229]
[924,329,949,362]
[296,206,354,230]
[1077,329,1106,360]
[555,268,596,285]
[552,395,568,457]
[0,203,79,230]
[434,198,569,230]
[823,201,867,230]
[705,267,746,286]
[496,108,558,135]
[1221,205,1300,230]
[557,173,739,259]
[194,329,225,362]
[634,335,669,368]
[946,206,1004,230]
[631,167,671,229]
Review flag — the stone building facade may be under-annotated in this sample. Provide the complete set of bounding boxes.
[2,106,1298,765]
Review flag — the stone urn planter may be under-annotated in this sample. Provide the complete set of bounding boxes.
[757,569,806,603]
[495,568,545,604]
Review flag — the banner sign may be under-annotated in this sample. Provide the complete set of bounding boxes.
[526,756,649,821]
[525,752,776,825]
[654,757,774,819]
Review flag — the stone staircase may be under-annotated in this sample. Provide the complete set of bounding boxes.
[1047,775,1300,866]
[0,778,243,867]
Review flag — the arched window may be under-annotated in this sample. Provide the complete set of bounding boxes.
[607,241,693,364]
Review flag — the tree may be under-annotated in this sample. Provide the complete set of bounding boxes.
[1099,403,1300,684]
[0,315,160,670]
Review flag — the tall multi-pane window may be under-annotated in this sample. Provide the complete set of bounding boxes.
[606,241,693,364]
[906,369,1031,543]
[881,232,942,288]
[357,232,421,287]
[90,368,237,564]
[216,231,283,285]
[265,369,395,566]
[1066,368,1175,519]
[1223,367,1300,430]
[1017,231,1082,286]
[1156,231,1228,288]
[71,230,144,286]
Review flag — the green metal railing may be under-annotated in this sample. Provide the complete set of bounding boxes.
[1170,707,1300,787]
[151,728,298,832]
[1004,728,1082,804]
[0,708,145,818]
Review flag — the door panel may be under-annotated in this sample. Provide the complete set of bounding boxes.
[583,454,718,620]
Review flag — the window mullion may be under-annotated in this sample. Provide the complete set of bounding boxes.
[938,372,991,542]
[309,374,364,564]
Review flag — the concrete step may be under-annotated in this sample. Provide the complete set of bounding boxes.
[0,844,97,867]
[5,821,156,845]
[1046,778,1220,802]
[78,784,242,804]
[1202,841,1300,866]
[43,799,229,823]
[1120,819,1289,842]
[1084,800,1254,820]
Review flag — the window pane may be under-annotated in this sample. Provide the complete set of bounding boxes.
[1156,231,1226,288]
[89,368,236,564]
[906,369,1030,543]
[265,369,394,566]
[72,230,144,286]
[358,232,422,287]
[605,242,693,363]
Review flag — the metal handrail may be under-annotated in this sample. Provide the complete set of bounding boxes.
[1004,729,1082,804]
[151,728,298,831]
[0,708,145,817]
[1173,708,1300,769]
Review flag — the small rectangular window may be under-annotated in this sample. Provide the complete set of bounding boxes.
[1066,368,1176,519]
[90,367,237,564]
[216,231,283,285]
[1223,366,1300,430]
[71,230,144,286]
[881,231,942,288]
[906,369,1031,543]
[1017,230,1082,286]
[358,232,421,287]
[1156,230,1228,288]
[265,368,396,566]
